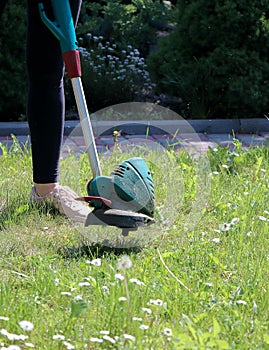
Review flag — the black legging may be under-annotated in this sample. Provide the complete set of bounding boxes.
[26,0,81,183]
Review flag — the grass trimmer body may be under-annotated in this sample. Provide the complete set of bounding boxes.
[39,0,155,235]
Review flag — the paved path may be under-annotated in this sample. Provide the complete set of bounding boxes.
[63,131,269,157]
[0,120,268,157]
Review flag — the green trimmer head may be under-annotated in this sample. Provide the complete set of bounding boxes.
[77,157,155,235]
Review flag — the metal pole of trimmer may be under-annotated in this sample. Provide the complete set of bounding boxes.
[38,0,101,178]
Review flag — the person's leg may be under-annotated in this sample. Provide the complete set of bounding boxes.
[26,0,81,197]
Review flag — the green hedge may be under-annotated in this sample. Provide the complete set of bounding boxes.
[77,0,175,56]
[147,0,269,118]
[0,0,173,121]
[2,0,269,121]
[0,0,27,121]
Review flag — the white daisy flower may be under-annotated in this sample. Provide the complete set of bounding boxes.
[132,317,142,322]
[63,341,75,349]
[163,327,172,337]
[123,334,135,342]
[103,335,116,344]
[101,285,109,294]
[141,307,152,314]
[53,334,65,340]
[19,320,34,332]
[5,345,21,350]
[219,223,231,232]
[149,299,163,306]
[0,329,28,341]
[90,337,103,343]
[118,297,127,302]
[231,217,240,225]
[139,324,149,330]
[204,282,213,287]
[86,258,101,267]
[130,278,146,286]
[17,335,29,341]
[115,273,124,281]
[78,282,91,287]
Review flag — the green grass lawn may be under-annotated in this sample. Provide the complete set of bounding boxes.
[0,137,269,349]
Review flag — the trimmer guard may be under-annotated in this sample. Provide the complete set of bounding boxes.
[85,208,154,236]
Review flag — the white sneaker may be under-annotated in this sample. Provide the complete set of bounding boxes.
[30,185,91,223]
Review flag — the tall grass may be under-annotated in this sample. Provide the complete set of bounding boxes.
[0,137,269,349]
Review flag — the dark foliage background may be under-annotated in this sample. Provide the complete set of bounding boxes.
[0,0,27,121]
[148,0,269,118]
[1,0,269,121]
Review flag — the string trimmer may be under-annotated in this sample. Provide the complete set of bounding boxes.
[39,0,155,236]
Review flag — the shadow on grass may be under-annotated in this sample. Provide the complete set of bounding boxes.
[0,197,61,232]
[0,197,30,231]
[0,198,144,258]
[58,242,143,259]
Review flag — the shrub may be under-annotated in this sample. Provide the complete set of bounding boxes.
[65,35,156,113]
[147,0,269,119]
[0,1,27,121]
[77,0,176,56]
[0,0,175,121]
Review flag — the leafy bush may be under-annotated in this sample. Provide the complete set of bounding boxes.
[65,35,156,113]
[77,0,176,56]
[147,0,269,119]
[0,0,175,121]
[0,1,27,121]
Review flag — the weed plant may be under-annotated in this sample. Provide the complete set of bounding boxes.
[0,137,269,349]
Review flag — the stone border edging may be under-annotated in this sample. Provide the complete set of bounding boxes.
[0,118,268,137]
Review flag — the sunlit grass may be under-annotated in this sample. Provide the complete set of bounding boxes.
[0,136,269,349]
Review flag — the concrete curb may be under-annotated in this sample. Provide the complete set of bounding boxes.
[0,118,268,137]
